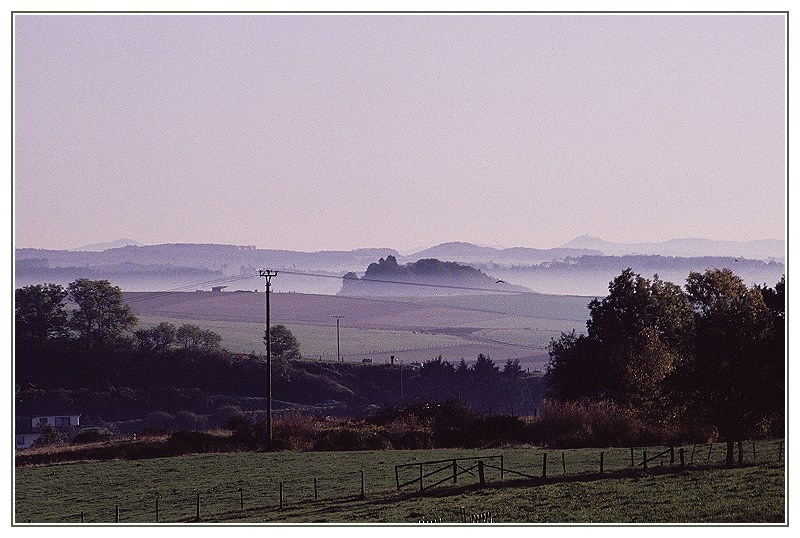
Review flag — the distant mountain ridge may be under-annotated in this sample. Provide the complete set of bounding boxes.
[15,238,784,296]
[563,235,784,261]
[69,238,142,251]
[407,241,600,263]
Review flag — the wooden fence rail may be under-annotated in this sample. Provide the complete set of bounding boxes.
[21,440,785,523]
[395,455,503,491]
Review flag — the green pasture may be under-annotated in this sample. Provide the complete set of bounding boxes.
[404,293,593,322]
[136,315,471,359]
[15,440,784,524]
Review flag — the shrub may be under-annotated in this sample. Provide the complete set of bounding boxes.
[73,427,113,444]
[385,416,433,449]
[32,423,66,448]
[313,424,389,451]
[168,430,225,452]
[144,411,175,432]
[274,413,323,451]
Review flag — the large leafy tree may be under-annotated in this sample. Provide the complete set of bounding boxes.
[134,322,177,352]
[15,283,70,346]
[675,269,779,466]
[176,324,222,352]
[547,269,694,417]
[265,324,301,362]
[67,279,138,350]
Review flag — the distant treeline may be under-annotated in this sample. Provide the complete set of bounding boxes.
[15,278,544,435]
[339,255,528,295]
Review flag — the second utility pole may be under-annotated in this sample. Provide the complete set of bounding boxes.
[259,269,278,445]
[332,315,343,362]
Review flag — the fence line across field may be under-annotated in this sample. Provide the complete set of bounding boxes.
[30,439,784,524]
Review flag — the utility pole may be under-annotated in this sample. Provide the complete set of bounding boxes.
[331,315,343,362]
[400,360,404,403]
[259,269,278,445]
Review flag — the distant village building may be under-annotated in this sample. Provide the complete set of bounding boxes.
[211,286,228,292]
[15,414,80,449]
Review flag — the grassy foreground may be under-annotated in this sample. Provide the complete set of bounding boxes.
[15,442,785,524]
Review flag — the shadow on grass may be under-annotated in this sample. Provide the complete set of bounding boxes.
[197,461,783,523]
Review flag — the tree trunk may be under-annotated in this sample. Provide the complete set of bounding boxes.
[726,440,735,467]
[738,440,743,465]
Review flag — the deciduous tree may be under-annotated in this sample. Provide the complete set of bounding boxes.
[15,283,69,346]
[176,324,222,352]
[675,268,778,466]
[67,279,137,349]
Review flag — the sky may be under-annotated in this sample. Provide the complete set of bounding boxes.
[13,13,786,253]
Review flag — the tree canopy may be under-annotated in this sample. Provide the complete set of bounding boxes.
[265,324,301,362]
[674,268,781,465]
[546,268,784,463]
[15,283,70,345]
[67,279,137,349]
[547,269,694,416]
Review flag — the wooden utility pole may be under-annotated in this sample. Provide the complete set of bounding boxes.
[259,270,278,444]
[332,315,343,361]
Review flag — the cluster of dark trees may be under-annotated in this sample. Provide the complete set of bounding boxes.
[545,268,784,466]
[340,255,527,296]
[15,279,301,429]
[409,354,542,415]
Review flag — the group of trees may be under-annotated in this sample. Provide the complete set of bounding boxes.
[15,279,228,356]
[412,354,541,415]
[546,268,784,465]
[16,279,137,350]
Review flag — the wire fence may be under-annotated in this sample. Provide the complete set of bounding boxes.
[17,439,784,524]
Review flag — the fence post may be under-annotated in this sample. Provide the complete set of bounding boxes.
[81,511,84,523]
[562,452,566,476]
[196,492,200,521]
[239,486,244,509]
[599,452,604,475]
[542,452,547,478]
[314,478,318,500]
[115,505,120,523]
[752,440,756,462]
[679,447,685,468]
[500,455,504,480]
[478,460,486,486]
[453,459,457,484]
[419,464,424,492]
[460,506,466,523]
[643,450,647,470]
[396,466,400,491]
[156,495,159,522]
[279,482,283,511]
[360,470,365,500]
[778,440,784,462]
[630,446,634,467]
[670,446,675,465]
[707,443,713,462]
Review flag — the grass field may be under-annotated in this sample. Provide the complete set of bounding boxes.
[128,291,588,369]
[136,315,471,359]
[14,440,785,524]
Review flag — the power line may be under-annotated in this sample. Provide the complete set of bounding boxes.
[122,273,257,305]
[277,269,536,295]
[120,270,586,323]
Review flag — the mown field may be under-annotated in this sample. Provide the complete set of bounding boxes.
[15,440,785,524]
[127,291,590,369]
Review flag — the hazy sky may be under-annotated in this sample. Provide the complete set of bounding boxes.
[14,13,786,253]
